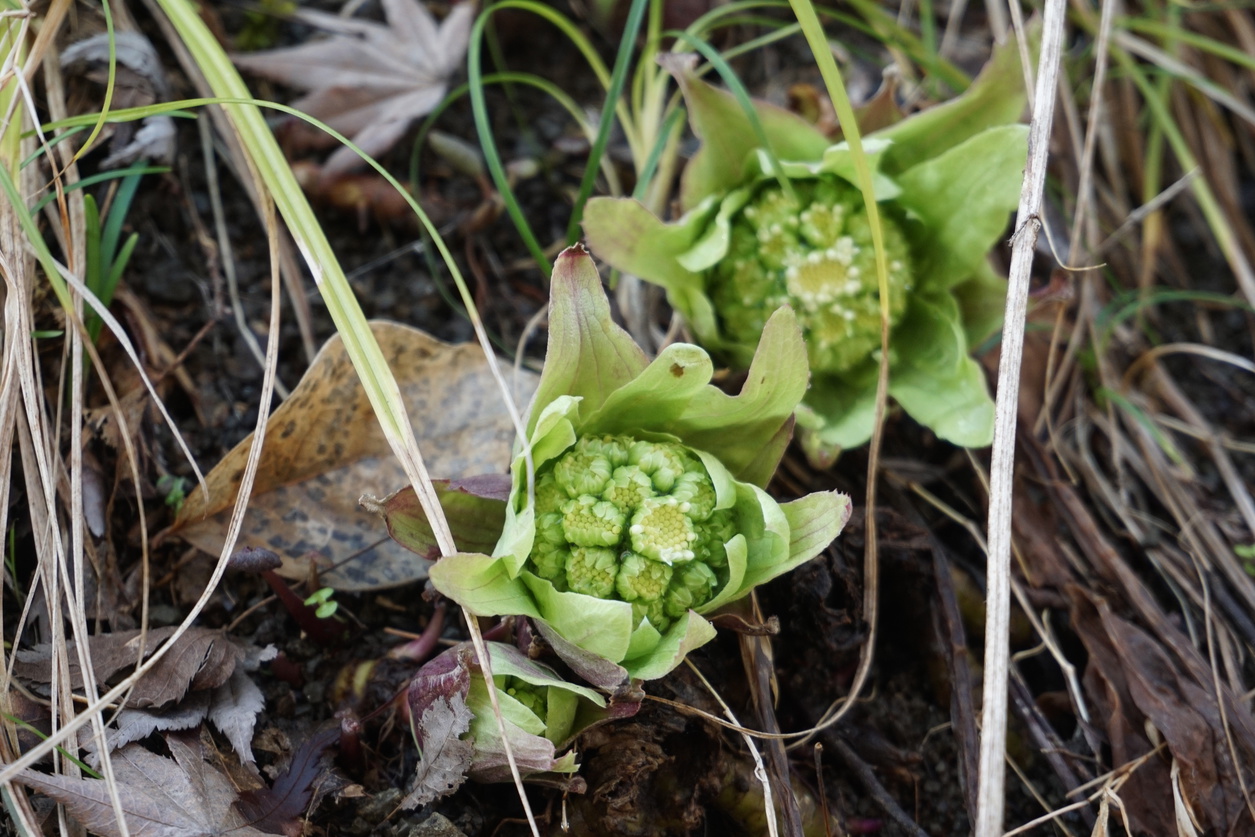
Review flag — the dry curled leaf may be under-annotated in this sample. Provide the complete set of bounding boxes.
[14,629,272,764]
[235,726,341,834]
[402,644,474,808]
[61,31,176,166]
[174,322,535,591]
[14,627,241,708]
[18,735,270,837]
[403,696,474,808]
[233,0,474,177]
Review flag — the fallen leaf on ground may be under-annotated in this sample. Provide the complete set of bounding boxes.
[235,726,341,834]
[14,628,272,763]
[1072,587,1255,833]
[174,322,536,591]
[15,627,239,708]
[18,734,271,837]
[233,0,474,177]
[405,696,475,808]
[402,647,474,808]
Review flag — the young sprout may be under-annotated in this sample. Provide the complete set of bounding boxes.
[404,641,608,790]
[584,39,1035,463]
[425,246,851,681]
[303,587,339,619]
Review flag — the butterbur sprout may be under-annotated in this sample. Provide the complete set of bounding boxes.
[584,38,1035,463]
[403,641,609,801]
[423,245,851,682]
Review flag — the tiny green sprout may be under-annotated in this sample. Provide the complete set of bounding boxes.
[157,474,189,514]
[304,587,339,619]
[1235,544,1255,576]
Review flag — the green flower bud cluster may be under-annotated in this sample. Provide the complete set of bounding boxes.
[711,176,913,375]
[497,675,547,721]
[528,435,733,632]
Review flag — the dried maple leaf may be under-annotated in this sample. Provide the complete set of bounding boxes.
[234,727,340,835]
[15,629,273,764]
[18,735,270,837]
[233,0,475,177]
[78,667,269,766]
[14,627,241,708]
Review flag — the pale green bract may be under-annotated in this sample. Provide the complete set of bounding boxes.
[583,39,1035,462]
[461,644,604,781]
[405,641,606,787]
[428,246,851,682]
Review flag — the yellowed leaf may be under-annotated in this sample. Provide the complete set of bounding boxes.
[175,322,535,590]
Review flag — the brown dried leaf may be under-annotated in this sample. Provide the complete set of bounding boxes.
[401,646,474,808]
[1072,587,1255,833]
[14,627,242,708]
[18,735,270,837]
[16,630,265,763]
[1071,590,1175,834]
[174,322,536,591]
[207,668,268,763]
[234,726,340,834]
[1101,611,1255,832]
[233,0,474,176]
[402,695,474,809]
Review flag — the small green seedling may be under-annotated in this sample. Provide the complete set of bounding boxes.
[1236,544,1255,576]
[157,474,189,514]
[83,172,144,344]
[303,587,339,620]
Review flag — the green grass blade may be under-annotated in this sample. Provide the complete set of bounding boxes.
[90,231,138,343]
[1,716,103,779]
[99,171,143,271]
[411,72,618,198]
[1097,288,1255,344]
[21,125,89,168]
[468,6,550,274]
[40,107,199,131]
[1100,388,1187,468]
[464,0,644,274]
[84,194,103,299]
[632,105,684,201]
[28,165,167,215]
[1119,16,1255,72]
[73,0,119,162]
[670,30,796,203]
[1114,48,1255,304]
[564,0,650,244]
